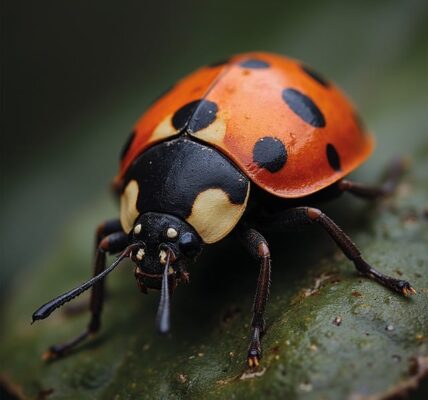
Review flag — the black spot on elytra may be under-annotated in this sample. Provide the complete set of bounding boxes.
[172,100,199,130]
[120,130,136,161]
[301,64,329,87]
[172,99,218,133]
[188,100,218,133]
[253,136,287,173]
[282,88,326,128]
[326,143,341,171]
[240,59,270,69]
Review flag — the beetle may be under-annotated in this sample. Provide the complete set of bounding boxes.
[32,52,416,367]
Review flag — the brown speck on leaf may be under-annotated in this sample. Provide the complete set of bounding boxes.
[298,273,336,300]
[176,373,187,384]
[403,212,418,225]
[352,290,363,297]
[299,382,313,392]
[271,345,280,354]
[239,367,267,380]
[333,316,342,326]
[415,333,426,342]
[394,269,403,276]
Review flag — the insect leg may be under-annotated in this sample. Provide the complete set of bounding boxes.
[261,207,415,297]
[43,221,127,360]
[337,158,406,199]
[96,219,123,247]
[237,226,271,368]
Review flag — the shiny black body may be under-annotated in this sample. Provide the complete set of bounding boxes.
[32,134,414,367]
[122,138,248,220]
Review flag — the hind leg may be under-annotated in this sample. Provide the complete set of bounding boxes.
[260,207,415,296]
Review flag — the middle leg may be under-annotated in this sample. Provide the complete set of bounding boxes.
[237,225,271,368]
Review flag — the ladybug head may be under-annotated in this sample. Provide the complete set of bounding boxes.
[31,212,202,333]
[129,212,203,333]
[130,212,202,288]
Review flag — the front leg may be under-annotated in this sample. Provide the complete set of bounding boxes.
[37,220,128,360]
[237,225,271,368]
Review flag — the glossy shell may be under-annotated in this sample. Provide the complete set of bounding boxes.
[118,52,374,198]
[120,138,250,244]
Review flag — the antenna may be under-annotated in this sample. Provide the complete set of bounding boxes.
[32,243,139,323]
[156,249,172,334]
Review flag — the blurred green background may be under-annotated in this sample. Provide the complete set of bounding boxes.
[1,0,427,294]
[1,1,427,399]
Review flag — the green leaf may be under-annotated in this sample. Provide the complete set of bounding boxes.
[1,153,427,399]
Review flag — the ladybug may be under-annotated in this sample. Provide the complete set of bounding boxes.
[33,52,416,367]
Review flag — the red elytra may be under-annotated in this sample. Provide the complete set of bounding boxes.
[118,52,374,198]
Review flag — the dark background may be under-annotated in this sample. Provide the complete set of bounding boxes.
[1,2,427,398]
[1,0,427,293]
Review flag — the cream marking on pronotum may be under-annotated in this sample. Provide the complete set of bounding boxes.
[166,227,178,239]
[120,180,139,233]
[186,185,250,244]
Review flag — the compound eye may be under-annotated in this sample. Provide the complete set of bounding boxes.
[178,232,201,258]
[166,227,178,240]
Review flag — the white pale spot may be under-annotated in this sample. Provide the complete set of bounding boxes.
[166,227,178,239]
[159,249,167,264]
[151,114,178,141]
[190,116,226,144]
[186,186,250,244]
[134,224,142,234]
[120,180,140,234]
[136,248,145,261]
